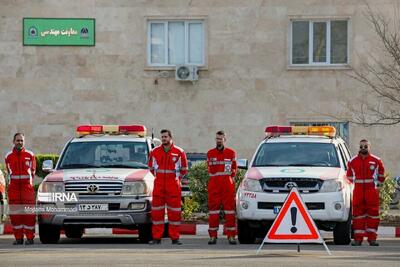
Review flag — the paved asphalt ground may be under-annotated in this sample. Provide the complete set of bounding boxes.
[0,235,398,267]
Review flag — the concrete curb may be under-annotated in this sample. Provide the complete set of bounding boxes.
[0,223,398,238]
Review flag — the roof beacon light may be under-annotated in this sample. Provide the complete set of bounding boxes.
[308,126,336,137]
[265,126,292,136]
[76,124,147,137]
[76,125,103,136]
[118,125,147,137]
[265,125,336,138]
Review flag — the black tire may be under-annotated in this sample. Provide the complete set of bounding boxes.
[138,223,152,243]
[333,214,351,245]
[64,226,84,239]
[39,224,61,244]
[237,219,256,244]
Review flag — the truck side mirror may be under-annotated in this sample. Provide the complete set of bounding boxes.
[237,159,248,170]
[42,160,54,172]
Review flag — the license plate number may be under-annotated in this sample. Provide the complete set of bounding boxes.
[78,204,108,211]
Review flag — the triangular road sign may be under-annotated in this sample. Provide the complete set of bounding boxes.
[256,187,331,255]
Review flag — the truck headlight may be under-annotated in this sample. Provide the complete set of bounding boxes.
[122,182,148,195]
[320,179,343,193]
[38,181,65,193]
[242,179,263,192]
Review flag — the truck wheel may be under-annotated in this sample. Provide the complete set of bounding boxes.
[39,224,61,244]
[333,214,351,245]
[64,226,84,239]
[138,223,152,243]
[237,219,256,244]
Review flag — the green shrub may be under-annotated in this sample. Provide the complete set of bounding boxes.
[0,163,6,177]
[181,197,200,221]
[188,161,246,213]
[0,163,8,198]
[35,154,59,178]
[379,174,396,217]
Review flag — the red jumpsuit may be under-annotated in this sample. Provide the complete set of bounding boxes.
[5,148,36,240]
[347,153,385,242]
[207,147,237,238]
[148,144,188,240]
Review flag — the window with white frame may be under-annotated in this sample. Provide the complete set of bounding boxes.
[291,20,348,65]
[147,20,205,67]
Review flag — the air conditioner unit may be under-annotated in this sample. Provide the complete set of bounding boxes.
[175,65,199,82]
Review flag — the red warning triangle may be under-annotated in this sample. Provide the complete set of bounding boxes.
[265,187,322,243]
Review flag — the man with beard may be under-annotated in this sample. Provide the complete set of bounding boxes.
[347,139,385,246]
[206,130,237,245]
[5,133,36,245]
[148,129,188,245]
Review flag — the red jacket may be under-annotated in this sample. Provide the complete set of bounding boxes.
[148,144,188,179]
[207,147,237,178]
[5,147,36,185]
[346,153,385,188]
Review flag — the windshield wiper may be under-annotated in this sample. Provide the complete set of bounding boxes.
[285,163,328,167]
[100,163,149,169]
[253,164,285,167]
[60,163,100,169]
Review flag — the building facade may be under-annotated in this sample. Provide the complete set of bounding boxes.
[0,0,399,174]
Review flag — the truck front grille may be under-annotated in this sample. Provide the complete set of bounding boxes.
[65,181,124,195]
[260,178,323,193]
[258,202,325,210]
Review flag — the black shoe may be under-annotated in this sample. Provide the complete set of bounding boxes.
[13,239,23,245]
[208,237,217,245]
[24,239,34,245]
[171,239,182,245]
[351,240,362,246]
[228,236,237,245]
[149,239,161,245]
[368,240,379,246]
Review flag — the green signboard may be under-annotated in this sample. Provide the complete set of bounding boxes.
[23,18,95,46]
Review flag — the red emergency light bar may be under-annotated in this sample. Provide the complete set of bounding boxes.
[76,125,147,137]
[265,126,292,134]
[76,125,103,135]
[265,125,336,138]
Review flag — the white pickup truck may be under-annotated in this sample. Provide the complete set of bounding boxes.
[236,126,353,245]
[37,125,159,244]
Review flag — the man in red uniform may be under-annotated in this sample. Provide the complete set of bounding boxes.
[5,133,36,245]
[347,139,385,246]
[148,129,188,245]
[207,130,237,245]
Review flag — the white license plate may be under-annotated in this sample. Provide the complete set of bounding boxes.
[78,204,108,211]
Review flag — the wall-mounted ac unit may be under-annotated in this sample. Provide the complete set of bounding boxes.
[175,65,199,82]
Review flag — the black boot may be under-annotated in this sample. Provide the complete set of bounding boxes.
[208,237,217,245]
[368,240,379,246]
[171,239,182,245]
[149,239,161,245]
[25,239,34,245]
[228,236,237,245]
[351,240,362,246]
[13,239,23,245]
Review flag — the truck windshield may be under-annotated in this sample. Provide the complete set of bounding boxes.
[252,142,340,167]
[58,141,149,169]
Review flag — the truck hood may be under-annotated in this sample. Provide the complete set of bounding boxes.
[45,168,152,182]
[246,166,342,180]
